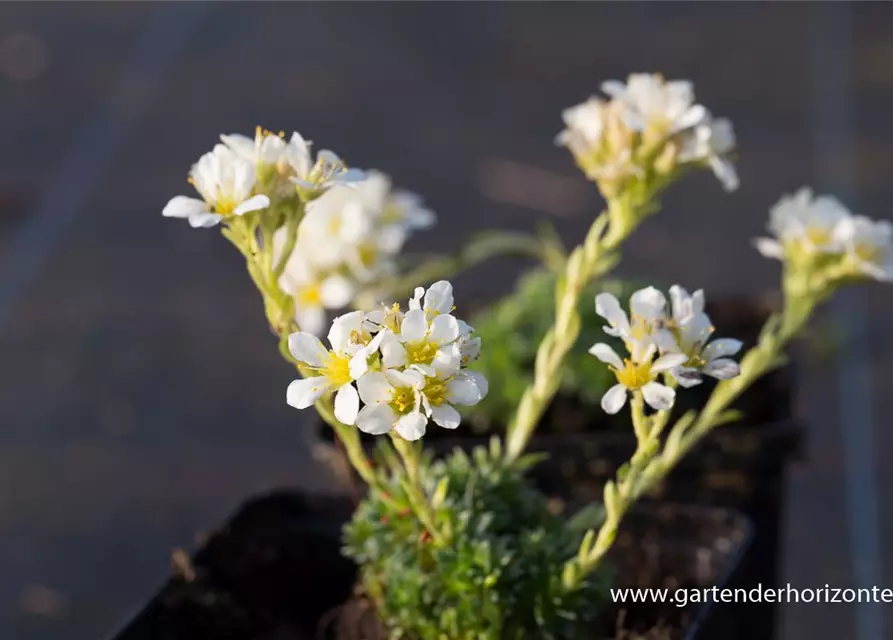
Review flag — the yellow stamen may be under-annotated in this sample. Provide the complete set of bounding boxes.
[390,387,415,414]
[298,284,322,306]
[405,340,438,366]
[322,353,352,387]
[612,359,656,390]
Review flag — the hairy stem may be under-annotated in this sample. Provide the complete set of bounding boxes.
[505,205,630,461]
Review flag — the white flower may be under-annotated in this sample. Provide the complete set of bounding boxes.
[601,73,707,133]
[658,286,741,387]
[296,185,378,271]
[285,311,382,424]
[556,97,606,148]
[274,234,354,335]
[409,280,454,317]
[588,340,686,414]
[221,128,296,167]
[162,145,269,228]
[291,149,365,195]
[754,187,850,260]
[355,369,430,440]
[679,116,738,192]
[595,287,666,362]
[834,215,893,282]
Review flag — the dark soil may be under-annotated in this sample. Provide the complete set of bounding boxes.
[112,493,750,640]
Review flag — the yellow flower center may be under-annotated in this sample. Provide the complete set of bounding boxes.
[854,242,882,264]
[389,386,416,414]
[358,243,378,267]
[297,284,322,307]
[805,226,832,248]
[612,359,656,390]
[322,353,352,387]
[405,340,438,366]
[423,379,448,407]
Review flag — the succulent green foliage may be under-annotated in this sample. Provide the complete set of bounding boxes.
[343,440,611,639]
[464,268,651,431]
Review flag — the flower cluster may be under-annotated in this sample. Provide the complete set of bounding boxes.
[162,128,364,228]
[755,187,893,283]
[161,127,435,336]
[275,172,436,335]
[557,73,737,196]
[285,281,486,440]
[588,285,742,414]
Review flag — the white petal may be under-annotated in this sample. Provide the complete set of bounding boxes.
[188,212,223,228]
[409,363,437,377]
[390,368,426,388]
[395,411,427,441]
[446,376,483,406]
[430,404,461,429]
[630,286,667,321]
[428,314,459,344]
[333,384,360,425]
[232,194,270,216]
[423,281,454,314]
[651,352,688,373]
[400,309,428,342]
[380,333,408,369]
[595,293,630,335]
[286,376,331,409]
[702,338,743,361]
[163,196,208,218]
[651,329,680,353]
[464,370,489,399]
[641,382,676,411]
[357,372,394,405]
[754,237,784,260]
[672,367,703,388]
[288,332,328,367]
[433,344,462,377]
[355,404,397,435]
[295,305,326,337]
[320,275,355,309]
[703,358,741,380]
[588,343,624,369]
[409,287,424,310]
[601,384,628,415]
[327,310,365,354]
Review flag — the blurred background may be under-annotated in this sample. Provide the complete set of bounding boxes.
[0,2,891,639]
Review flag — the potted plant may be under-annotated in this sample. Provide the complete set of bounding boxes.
[125,72,891,639]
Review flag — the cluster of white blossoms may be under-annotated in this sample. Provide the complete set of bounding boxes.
[557,73,738,194]
[588,286,742,414]
[755,187,893,282]
[161,128,435,336]
[162,128,364,228]
[285,281,487,441]
[274,171,436,335]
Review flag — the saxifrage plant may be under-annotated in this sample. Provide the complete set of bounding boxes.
[162,73,891,638]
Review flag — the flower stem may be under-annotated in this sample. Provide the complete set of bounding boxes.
[564,291,820,589]
[316,397,377,486]
[505,206,631,461]
[389,434,445,544]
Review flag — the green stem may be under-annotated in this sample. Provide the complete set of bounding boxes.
[505,206,633,461]
[316,398,376,486]
[565,291,820,589]
[390,434,445,544]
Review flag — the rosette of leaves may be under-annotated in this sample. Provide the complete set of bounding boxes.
[343,440,611,639]
[463,268,650,431]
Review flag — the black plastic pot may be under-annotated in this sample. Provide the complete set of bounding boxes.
[107,490,752,640]
[315,295,803,639]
